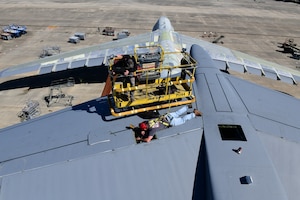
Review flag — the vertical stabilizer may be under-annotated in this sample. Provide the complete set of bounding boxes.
[152,16,174,31]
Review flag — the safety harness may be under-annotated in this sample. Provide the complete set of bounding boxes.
[148,114,172,128]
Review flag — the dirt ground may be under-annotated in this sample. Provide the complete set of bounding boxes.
[0,0,299,128]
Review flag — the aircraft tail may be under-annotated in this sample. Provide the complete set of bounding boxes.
[152,16,174,32]
[190,44,217,69]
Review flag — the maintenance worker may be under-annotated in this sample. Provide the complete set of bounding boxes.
[125,57,137,100]
[111,55,137,100]
[134,105,202,143]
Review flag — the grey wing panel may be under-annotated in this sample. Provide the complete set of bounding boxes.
[0,32,153,78]
[226,75,300,200]
[180,33,300,84]
[227,75,300,142]
[0,95,202,200]
[0,130,202,200]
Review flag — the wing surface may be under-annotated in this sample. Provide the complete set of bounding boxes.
[180,33,300,84]
[231,76,300,199]
[0,98,203,200]
[0,32,155,78]
[227,75,300,142]
[203,75,300,200]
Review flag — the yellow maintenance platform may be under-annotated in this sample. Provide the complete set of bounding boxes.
[107,45,197,116]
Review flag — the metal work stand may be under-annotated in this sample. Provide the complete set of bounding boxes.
[44,77,75,107]
[17,100,41,122]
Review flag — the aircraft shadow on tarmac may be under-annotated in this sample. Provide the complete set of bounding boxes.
[0,65,109,91]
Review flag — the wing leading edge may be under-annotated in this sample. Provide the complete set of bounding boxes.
[2,16,300,86]
[0,32,154,78]
[181,34,300,84]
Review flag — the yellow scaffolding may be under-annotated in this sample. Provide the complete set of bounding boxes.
[108,45,197,116]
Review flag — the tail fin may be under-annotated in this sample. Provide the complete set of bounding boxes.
[152,16,174,32]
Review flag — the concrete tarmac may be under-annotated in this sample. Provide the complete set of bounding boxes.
[0,0,299,128]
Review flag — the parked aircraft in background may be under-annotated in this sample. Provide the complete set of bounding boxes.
[0,16,299,200]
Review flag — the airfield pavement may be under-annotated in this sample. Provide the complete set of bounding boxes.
[0,0,299,128]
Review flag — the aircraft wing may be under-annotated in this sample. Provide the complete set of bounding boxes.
[2,30,300,86]
[180,33,300,84]
[0,97,204,200]
[0,32,155,78]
